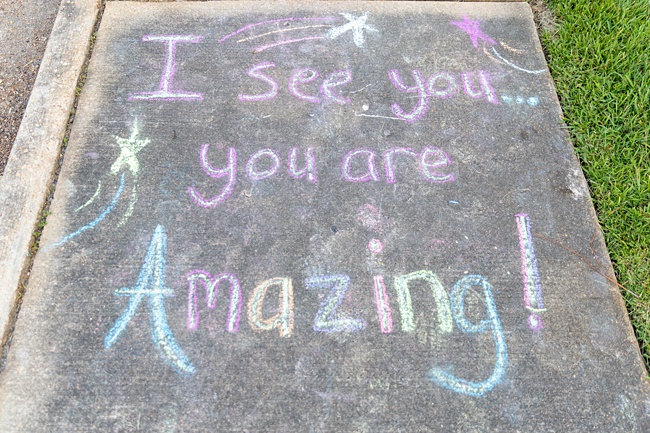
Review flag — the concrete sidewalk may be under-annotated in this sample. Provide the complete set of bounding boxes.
[0,1,648,431]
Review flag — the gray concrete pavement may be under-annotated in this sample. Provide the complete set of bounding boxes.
[0,1,648,431]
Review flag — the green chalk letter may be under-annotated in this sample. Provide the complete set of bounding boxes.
[393,270,453,333]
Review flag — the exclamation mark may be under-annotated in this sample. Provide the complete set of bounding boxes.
[515,213,545,331]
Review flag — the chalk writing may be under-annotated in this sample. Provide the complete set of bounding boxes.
[384,147,417,183]
[320,70,353,105]
[288,147,318,183]
[373,275,393,333]
[501,95,539,106]
[248,277,294,337]
[389,69,498,122]
[238,62,278,102]
[388,69,429,123]
[129,35,203,101]
[188,145,236,208]
[186,270,242,332]
[104,225,195,375]
[461,71,499,105]
[306,275,366,333]
[427,72,459,99]
[289,68,321,103]
[189,145,453,207]
[429,275,507,396]
[393,270,454,334]
[516,214,545,331]
[246,149,282,180]
[240,64,352,105]
[327,12,377,48]
[420,147,455,183]
[342,148,380,182]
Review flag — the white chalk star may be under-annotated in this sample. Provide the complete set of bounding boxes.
[327,13,378,48]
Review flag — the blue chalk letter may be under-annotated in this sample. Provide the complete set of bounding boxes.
[429,275,507,396]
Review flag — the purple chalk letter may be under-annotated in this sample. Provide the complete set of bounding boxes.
[239,62,279,102]
[388,69,430,123]
[321,70,353,105]
[247,149,281,181]
[461,71,498,105]
[289,68,321,104]
[288,147,318,183]
[420,147,455,183]
[188,145,236,208]
[342,148,380,182]
[129,35,203,101]
[383,147,417,184]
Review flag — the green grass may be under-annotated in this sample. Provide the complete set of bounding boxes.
[541,0,650,367]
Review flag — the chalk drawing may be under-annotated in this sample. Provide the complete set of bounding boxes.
[491,47,546,74]
[393,270,453,333]
[129,35,203,101]
[75,181,101,212]
[306,275,366,333]
[219,17,338,43]
[450,16,496,49]
[383,147,417,184]
[427,72,459,99]
[110,120,151,226]
[237,25,332,43]
[356,203,383,233]
[368,239,383,253]
[246,149,281,180]
[501,95,539,106]
[461,71,499,105]
[254,36,326,53]
[320,70,353,105]
[288,68,321,104]
[188,145,236,208]
[49,173,125,249]
[516,214,545,331]
[450,17,545,75]
[388,69,429,123]
[104,225,195,375]
[342,148,380,182]
[288,147,318,183]
[420,147,455,183]
[186,270,241,332]
[373,275,393,333]
[327,13,377,48]
[429,275,507,396]
[238,62,279,102]
[248,277,294,337]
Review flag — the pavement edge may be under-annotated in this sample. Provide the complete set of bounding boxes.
[0,0,102,347]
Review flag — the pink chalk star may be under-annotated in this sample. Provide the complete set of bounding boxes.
[450,16,496,49]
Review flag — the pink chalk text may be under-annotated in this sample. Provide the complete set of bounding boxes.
[129,35,203,102]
